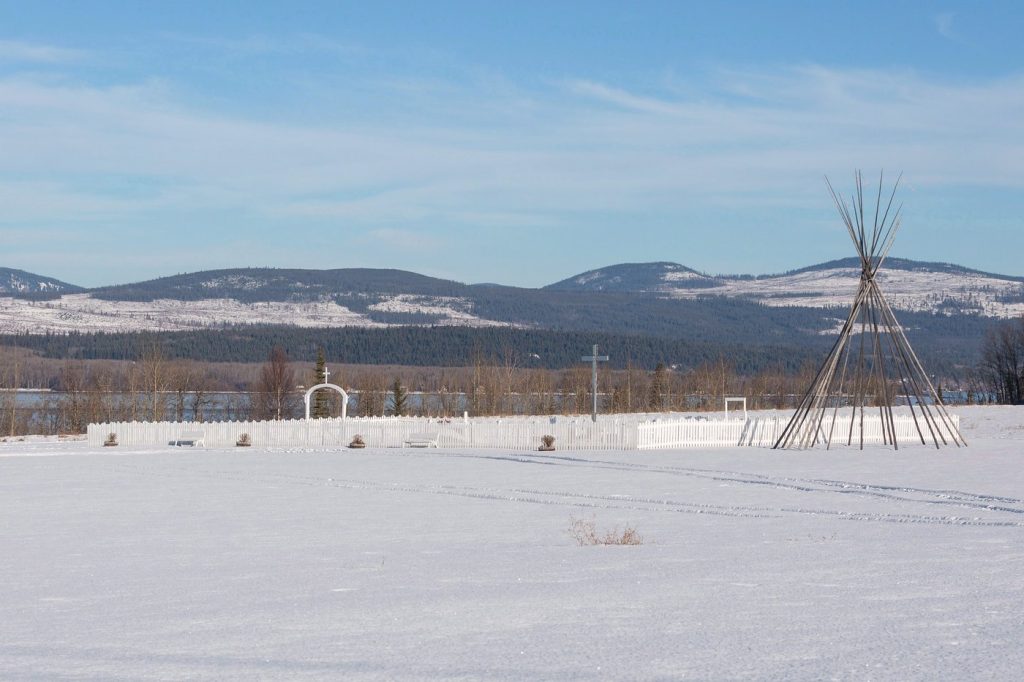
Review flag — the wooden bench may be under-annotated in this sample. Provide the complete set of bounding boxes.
[173,430,206,447]
[402,432,440,448]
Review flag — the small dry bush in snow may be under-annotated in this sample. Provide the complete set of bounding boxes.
[568,515,643,546]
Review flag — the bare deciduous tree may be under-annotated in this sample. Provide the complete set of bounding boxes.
[1,348,21,436]
[169,361,194,422]
[980,318,1024,404]
[190,370,214,423]
[57,361,87,433]
[140,344,168,422]
[253,346,297,420]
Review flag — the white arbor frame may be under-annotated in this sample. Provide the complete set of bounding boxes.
[724,397,747,421]
[304,383,349,420]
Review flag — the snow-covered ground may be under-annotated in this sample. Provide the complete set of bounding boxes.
[665,266,1024,318]
[0,293,509,334]
[2,406,1022,680]
[367,294,509,328]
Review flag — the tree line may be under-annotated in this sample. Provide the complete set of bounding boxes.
[1,314,992,377]
[0,344,818,435]
[979,317,1024,404]
[0,326,829,373]
[2,311,1017,437]
[1,340,1004,438]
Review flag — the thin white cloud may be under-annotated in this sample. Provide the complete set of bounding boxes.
[0,39,85,63]
[934,12,957,40]
[566,79,682,115]
[1,60,1023,280]
[2,64,1023,206]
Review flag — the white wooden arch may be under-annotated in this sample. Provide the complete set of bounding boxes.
[304,383,349,420]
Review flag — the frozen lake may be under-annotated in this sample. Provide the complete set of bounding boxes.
[2,406,1023,680]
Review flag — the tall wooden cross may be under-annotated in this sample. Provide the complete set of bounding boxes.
[581,344,609,422]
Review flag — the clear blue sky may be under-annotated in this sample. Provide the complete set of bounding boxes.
[1,1,1022,287]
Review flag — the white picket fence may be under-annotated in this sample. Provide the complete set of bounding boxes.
[734,414,963,448]
[87,413,961,451]
[636,418,747,449]
[87,415,641,450]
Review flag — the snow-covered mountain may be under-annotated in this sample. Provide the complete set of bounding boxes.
[548,258,1024,318]
[0,259,1020,336]
[0,268,512,334]
[0,268,82,297]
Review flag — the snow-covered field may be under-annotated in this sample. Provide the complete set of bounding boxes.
[2,406,1022,680]
[665,266,1024,318]
[0,293,510,334]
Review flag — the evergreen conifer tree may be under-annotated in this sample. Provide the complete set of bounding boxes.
[648,362,667,411]
[391,377,408,416]
[312,347,330,418]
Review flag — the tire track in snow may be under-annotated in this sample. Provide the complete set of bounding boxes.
[105,459,1024,528]
[105,459,775,519]
[423,451,1024,518]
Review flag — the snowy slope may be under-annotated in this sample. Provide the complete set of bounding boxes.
[0,266,515,334]
[671,264,1024,317]
[0,293,509,334]
[552,259,1024,318]
[0,259,1020,336]
[0,267,81,296]
[1,405,1021,680]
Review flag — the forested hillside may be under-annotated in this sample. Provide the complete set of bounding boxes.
[1,326,824,373]
[0,261,1006,374]
[88,268,471,302]
[0,267,81,299]
[0,318,987,376]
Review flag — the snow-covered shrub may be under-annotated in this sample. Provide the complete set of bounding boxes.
[103,432,118,447]
[236,433,251,447]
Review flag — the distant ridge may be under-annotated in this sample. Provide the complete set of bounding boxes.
[4,259,1021,298]
[776,257,1024,283]
[1,259,1021,348]
[0,267,82,298]
[87,267,484,302]
[548,258,1024,290]
[545,262,722,292]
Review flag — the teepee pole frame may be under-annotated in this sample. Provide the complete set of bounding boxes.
[774,171,966,450]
